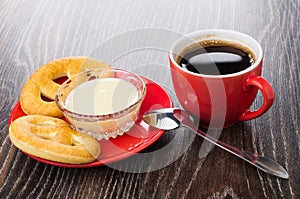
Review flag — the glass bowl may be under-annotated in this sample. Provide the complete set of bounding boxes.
[56,68,146,140]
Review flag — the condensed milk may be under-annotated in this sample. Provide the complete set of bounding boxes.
[65,78,139,115]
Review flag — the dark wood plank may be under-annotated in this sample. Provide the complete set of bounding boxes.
[0,0,299,198]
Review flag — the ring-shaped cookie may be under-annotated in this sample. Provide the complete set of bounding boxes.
[9,115,100,164]
[20,57,111,117]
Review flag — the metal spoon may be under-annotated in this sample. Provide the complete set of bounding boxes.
[142,108,289,179]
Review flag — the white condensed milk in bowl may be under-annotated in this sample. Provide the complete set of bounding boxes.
[56,68,146,140]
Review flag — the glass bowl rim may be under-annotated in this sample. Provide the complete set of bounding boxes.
[55,68,146,121]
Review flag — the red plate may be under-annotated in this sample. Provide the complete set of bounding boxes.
[8,76,173,168]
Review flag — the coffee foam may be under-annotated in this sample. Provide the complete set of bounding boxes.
[175,39,256,65]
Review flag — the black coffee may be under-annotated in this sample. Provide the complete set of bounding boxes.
[178,40,255,75]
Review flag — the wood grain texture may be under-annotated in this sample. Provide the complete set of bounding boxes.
[0,0,299,198]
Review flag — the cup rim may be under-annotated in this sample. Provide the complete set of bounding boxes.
[169,29,263,78]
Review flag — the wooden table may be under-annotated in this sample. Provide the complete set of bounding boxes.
[0,0,299,198]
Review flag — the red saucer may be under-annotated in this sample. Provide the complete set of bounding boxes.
[8,76,173,168]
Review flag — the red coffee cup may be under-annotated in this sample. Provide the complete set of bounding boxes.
[169,29,274,128]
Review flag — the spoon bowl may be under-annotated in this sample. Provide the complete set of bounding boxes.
[142,108,181,130]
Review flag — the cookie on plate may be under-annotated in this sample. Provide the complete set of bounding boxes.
[9,115,100,164]
[20,57,111,117]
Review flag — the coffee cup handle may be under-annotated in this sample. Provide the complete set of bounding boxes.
[239,75,274,121]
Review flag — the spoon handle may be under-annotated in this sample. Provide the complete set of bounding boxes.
[183,124,289,179]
